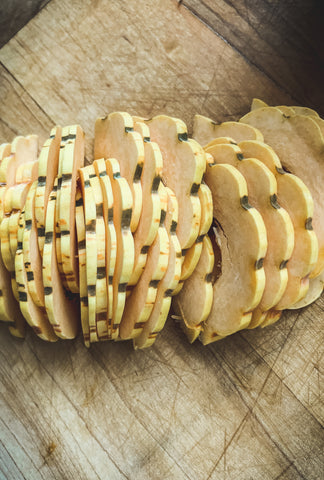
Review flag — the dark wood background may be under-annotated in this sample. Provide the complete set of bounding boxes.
[0,1,323,479]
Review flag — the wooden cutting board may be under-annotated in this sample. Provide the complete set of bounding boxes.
[0,1,323,479]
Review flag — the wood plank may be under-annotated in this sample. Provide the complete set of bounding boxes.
[182,0,324,115]
[0,1,52,49]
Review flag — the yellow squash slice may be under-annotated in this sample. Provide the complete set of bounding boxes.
[251,98,320,118]
[106,157,135,339]
[204,142,295,328]
[0,135,38,186]
[93,158,117,339]
[238,140,318,312]
[0,143,11,161]
[193,114,263,146]
[35,126,61,254]
[128,120,162,286]
[15,161,38,184]
[94,112,144,231]
[201,163,267,342]
[173,233,215,343]
[42,181,79,339]
[240,107,324,279]
[134,187,182,349]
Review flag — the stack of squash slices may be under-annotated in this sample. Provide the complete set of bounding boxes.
[0,101,323,348]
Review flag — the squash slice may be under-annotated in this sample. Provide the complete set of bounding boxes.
[0,216,13,272]
[88,166,108,340]
[106,157,134,339]
[251,98,320,118]
[204,142,295,328]
[42,181,79,339]
[201,163,267,342]
[58,125,84,293]
[0,135,38,186]
[94,112,144,232]
[78,166,99,343]
[35,126,61,255]
[128,120,162,286]
[173,233,215,343]
[119,203,170,341]
[93,158,117,339]
[193,115,263,147]
[289,272,324,309]
[238,139,318,311]
[240,107,324,279]
[134,187,182,349]
[15,210,57,342]
[15,161,38,184]
[0,143,11,161]
[75,188,90,347]
[137,115,205,251]
[23,181,45,308]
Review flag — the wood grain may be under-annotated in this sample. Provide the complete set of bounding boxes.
[0,1,323,479]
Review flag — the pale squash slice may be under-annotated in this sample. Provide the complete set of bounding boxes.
[75,188,90,347]
[137,115,205,251]
[42,181,79,339]
[5,182,31,214]
[15,161,38,184]
[128,120,162,286]
[0,216,13,272]
[204,142,295,328]
[250,98,320,118]
[58,125,84,294]
[88,166,108,341]
[134,187,182,349]
[201,163,267,342]
[240,107,324,279]
[9,210,21,262]
[173,233,215,344]
[106,157,134,340]
[78,166,99,343]
[35,126,61,255]
[119,186,170,341]
[94,112,144,231]
[93,158,117,339]
[238,140,318,312]
[15,210,57,342]
[193,114,264,147]
[0,135,38,186]
[22,181,45,308]
[0,143,11,161]
[289,271,324,309]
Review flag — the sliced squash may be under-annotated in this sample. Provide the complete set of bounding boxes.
[238,140,318,311]
[93,158,117,339]
[0,143,11,161]
[15,161,38,184]
[58,125,84,293]
[42,181,79,339]
[134,187,182,349]
[94,112,144,231]
[0,135,38,186]
[35,126,61,254]
[240,107,324,279]
[173,233,215,343]
[106,157,134,339]
[128,120,162,286]
[193,114,264,146]
[204,142,295,328]
[250,98,320,118]
[201,163,267,342]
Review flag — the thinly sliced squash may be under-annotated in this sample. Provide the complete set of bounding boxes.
[23,181,45,308]
[289,272,324,309]
[134,187,182,349]
[128,120,162,286]
[106,157,134,339]
[88,166,108,340]
[173,234,215,343]
[0,216,13,272]
[0,143,11,161]
[240,107,324,278]
[78,166,98,343]
[15,210,57,342]
[9,211,20,260]
[204,142,295,328]
[250,98,320,118]
[0,135,38,186]
[75,188,90,347]
[93,158,117,339]
[35,126,61,254]
[42,181,79,339]
[58,125,84,293]
[193,115,263,146]
[137,115,205,251]
[238,140,318,311]
[6,182,31,213]
[15,161,38,184]
[94,112,144,231]
[201,163,267,342]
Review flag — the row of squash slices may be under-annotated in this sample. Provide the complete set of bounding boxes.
[0,100,323,347]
